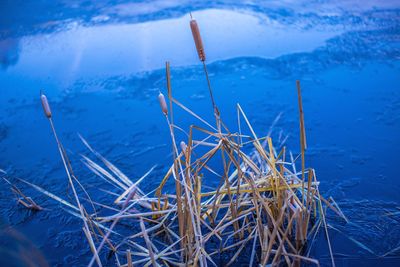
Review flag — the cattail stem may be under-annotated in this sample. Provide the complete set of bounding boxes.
[202,59,222,134]
[202,62,217,114]
[48,119,102,267]
[160,71,186,259]
[166,62,174,128]
[189,16,220,132]
[40,93,102,267]
[296,80,307,204]
[158,87,204,265]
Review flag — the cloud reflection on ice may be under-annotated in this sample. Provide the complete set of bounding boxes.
[7,9,342,82]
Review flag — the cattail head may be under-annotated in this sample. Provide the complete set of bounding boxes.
[40,92,52,118]
[158,92,168,115]
[180,141,187,153]
[190,17,206,61]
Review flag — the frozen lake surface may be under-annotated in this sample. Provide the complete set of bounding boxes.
[0,1,399,266]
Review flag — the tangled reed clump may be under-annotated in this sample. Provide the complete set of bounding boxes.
[16,15,346,267]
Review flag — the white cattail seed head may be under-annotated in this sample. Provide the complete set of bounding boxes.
[158,92,168,115]
[40,93,52,118]
[180,141,187,153]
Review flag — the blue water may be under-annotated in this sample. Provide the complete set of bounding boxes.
[0,1,399,266]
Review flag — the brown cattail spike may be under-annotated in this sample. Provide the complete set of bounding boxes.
[190,18,206,61]
[158,92,168,115]
[40,93,52,118]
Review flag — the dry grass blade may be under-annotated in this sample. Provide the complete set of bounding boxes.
[3,177,43,211]
[140,218,159,267]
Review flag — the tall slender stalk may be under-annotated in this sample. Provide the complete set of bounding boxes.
[41,93,102,267]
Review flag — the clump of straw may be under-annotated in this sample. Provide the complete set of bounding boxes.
[24,15,347,267]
